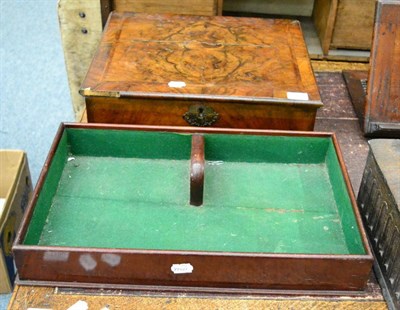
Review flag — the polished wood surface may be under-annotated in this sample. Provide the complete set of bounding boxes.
[81,12,321,130]
[223,0,315,16]
[82,13,320,101]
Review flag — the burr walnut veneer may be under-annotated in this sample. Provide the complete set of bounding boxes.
[13,123,372,291]
[81,13,322,130]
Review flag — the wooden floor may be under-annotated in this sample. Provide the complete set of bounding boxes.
[8,72,388,310]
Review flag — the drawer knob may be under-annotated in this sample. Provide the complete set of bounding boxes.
[183,105,219,127]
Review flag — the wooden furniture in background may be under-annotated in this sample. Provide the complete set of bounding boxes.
[364,0,400,137]
[358,139,400,310]
[344,0,400,137]
[110,0,222,16]
[312,0,338,55]
[222,0,376,56]
[312,0,376,55]
[342,70,369,128]
[223,0,315,16]
[330,0,376,50]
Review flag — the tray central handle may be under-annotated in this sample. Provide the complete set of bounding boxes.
[190,134,205,206]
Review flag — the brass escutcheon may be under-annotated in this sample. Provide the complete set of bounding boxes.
[183,105,219,127]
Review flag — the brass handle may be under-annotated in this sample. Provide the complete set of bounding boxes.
[183,105,219,127]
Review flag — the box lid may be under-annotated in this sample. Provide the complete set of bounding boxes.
[369,139,400,208]
[81,12,322,107]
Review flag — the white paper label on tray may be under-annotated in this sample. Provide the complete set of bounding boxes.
[286,91,309,101]
[168,81,186,88]
[171,263,193,274]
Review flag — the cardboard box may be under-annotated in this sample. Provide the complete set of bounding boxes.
[0,150,32,293]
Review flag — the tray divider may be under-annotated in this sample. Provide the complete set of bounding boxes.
[190,134,205,206]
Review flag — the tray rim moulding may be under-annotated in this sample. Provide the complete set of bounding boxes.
[13,123,373,292]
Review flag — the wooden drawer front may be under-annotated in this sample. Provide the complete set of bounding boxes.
[113,0,218,16]
[331,0,375,50]
[86,97,317,131]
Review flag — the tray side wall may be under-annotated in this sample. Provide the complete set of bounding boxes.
[203,133,329,163]
[23,133,69,245]
[325,141,365,254]
[67,128,192,159]
[21,128,368,255]
[14,248,372,291]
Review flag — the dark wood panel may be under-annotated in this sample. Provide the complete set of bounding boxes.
[342,70,368,128]
[82,12,320,101]
[365,0,400,136]
[358,139,400,310]
[190,134,205,206]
